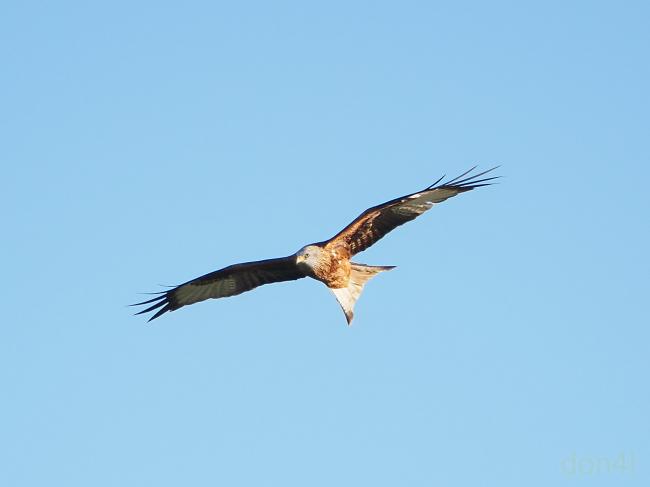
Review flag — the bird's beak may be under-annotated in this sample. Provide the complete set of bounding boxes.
[296,255,305,263]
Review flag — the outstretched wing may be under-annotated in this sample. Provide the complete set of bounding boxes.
[132,256,306,321]
[327,166,499,255]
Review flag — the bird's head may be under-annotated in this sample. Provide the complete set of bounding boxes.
[295,244,323,271]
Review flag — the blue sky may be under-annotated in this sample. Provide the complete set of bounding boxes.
[2,1,648,486]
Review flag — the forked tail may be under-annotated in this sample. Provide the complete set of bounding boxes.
[330,263,395,325]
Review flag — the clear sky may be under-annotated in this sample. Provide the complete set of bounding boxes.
[2,1,648,486]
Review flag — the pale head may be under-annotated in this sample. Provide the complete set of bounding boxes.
[295,244,323,271]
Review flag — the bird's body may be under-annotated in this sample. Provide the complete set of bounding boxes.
[297,244,351,287]
[133,167,498,324]
[293,243,395,323]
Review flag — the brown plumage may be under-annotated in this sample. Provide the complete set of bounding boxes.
[309,245,351,288]
[132,166,498,324]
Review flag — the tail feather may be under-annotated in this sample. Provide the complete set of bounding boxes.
[330,263,395,325]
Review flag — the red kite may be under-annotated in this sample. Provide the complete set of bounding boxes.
[133,167,498,324]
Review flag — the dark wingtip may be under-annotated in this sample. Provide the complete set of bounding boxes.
[426,174,446,189]
[129,294,167,307]
[436,165,501,190]
[444,166,478,185]
[131,290,173,321]
[147,304,172,322]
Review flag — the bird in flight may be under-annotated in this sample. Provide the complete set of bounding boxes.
[133,166,498,324]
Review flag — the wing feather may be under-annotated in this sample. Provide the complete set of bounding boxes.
[327,166,499,255]
[132,256,306,321]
